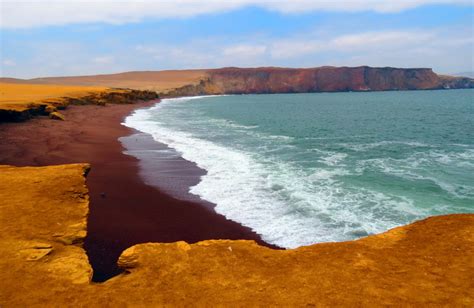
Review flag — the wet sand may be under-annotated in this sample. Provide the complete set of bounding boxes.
[0,101,275,281]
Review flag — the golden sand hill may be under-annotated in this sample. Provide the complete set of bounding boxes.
[1,82,108,111]
[0,70,208,93]
[0,82,157,121]
[0,164,473,306]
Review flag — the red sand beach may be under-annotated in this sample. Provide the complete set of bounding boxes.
[0,101,275,281]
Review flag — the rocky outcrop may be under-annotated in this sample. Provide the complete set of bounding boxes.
[56,89,159,107]
[49,111,65,120]
[111,216,474,306]
[1,163,473,306]
[0,164,93,293]
[0,87,158,122]
[162,66,474,97]
[439,75,474,89]
[162,78,218,97]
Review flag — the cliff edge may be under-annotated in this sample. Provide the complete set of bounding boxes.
[164,66,474,96]
[0,164,473,306]
[0,82,158,122]
[3,66,472,99]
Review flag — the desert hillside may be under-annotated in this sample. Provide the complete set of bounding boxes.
[0,70,208,93]
[2,67,473,98]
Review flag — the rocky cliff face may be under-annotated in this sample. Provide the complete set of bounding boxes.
[162,66,474,97]
[439,75,474,89]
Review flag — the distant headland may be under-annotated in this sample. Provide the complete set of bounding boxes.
[2,66,473,98]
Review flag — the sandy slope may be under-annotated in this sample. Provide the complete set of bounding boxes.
[0,82,108,111]
[0,69,208,93]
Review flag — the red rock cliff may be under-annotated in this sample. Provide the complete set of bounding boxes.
[163,66,473,96]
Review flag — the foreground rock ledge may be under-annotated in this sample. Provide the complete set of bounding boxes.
[0,164,473,306]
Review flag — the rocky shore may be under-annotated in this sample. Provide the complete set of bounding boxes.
[1,163,473,306]
[0,82,158,122]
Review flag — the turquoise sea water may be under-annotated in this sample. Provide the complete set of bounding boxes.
[125,89,474,248]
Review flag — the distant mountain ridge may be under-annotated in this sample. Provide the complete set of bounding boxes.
[2,66,473,97]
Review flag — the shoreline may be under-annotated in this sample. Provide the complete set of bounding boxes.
[0,100,277,281]
[120,131,210,204]
[3,164,473,305]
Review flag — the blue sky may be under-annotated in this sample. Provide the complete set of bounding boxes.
[1,1,473,78]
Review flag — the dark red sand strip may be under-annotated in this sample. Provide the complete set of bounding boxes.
[0,101,276,281]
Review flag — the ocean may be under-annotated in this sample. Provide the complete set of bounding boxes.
[124,89,474,248]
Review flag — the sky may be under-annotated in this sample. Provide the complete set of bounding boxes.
[0,0,473,78]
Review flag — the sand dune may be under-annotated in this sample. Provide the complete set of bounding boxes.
[1,70,208,93]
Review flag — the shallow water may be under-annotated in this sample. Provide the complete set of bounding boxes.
[124,90,474,248]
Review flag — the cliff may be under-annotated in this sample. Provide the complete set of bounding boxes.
[163,66,474,97]
[0,164,93,293]
[438,74,474,89]
[3,66,472,99]
[1,164,473,306]
[0,82,158,122]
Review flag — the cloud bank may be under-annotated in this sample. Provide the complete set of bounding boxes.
[1,0,472,28]
[5,28,466,78]
[132,29,472,72]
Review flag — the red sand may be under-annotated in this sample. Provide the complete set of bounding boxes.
[0,101,275,281]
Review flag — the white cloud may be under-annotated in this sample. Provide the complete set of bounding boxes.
[268,29,473,72]
[271,30,437,58]
[2,27,472,78]
[92,56,115,64]
[263,0,472,13]
[130,28,472,73]
[223,44,267,57]
[331,31,435,49]
[2,59,16,66]
[0,0,471,29]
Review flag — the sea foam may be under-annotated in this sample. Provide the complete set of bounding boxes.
[123,96,436,248]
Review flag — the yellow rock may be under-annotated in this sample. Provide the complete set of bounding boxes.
[49,111,65,120]
[0,164,473,306]
[0,82,158,122]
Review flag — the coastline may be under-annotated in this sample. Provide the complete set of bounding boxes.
[120,131,210,204]
[1,98,473,306]
[0,100,276,281]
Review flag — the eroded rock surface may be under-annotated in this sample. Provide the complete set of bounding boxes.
[0,164,93,306]
[0,82,158,122]
[107,215,474,306]
[164,66,474,97]
[0,164,473,306]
